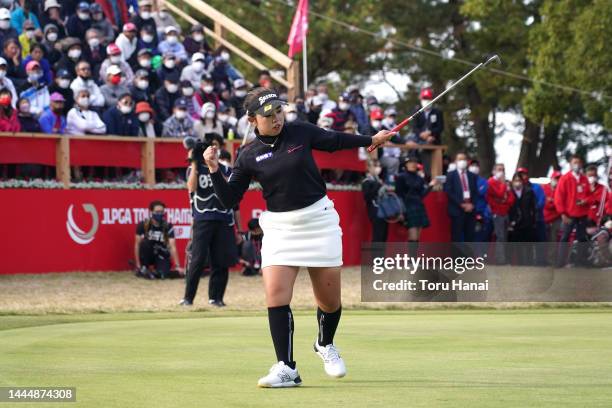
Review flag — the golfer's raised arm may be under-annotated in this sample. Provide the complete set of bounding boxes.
[307,121,396,152]
[205,146,251,210]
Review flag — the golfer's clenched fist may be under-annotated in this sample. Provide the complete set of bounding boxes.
[204,145,219,173]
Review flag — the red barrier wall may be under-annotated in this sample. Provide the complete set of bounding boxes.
[0,189,449,274]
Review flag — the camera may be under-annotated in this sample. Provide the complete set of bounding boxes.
[183,137,208,166]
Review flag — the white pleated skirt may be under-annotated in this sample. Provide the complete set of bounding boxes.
[259,196,343,268]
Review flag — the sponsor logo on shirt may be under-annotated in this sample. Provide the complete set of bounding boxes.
[287,145,304,154]
[256,152,273,162]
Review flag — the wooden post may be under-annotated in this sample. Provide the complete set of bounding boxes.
[141,138,155,187]
[55,136,70,189]
[431,147,443,177]
[213,21,226,49]
[287,60,300,101]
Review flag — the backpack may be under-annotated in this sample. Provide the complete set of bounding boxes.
[376,191,405,223]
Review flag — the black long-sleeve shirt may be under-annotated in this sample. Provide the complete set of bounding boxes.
[210,121,373,212]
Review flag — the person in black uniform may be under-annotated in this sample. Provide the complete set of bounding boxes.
[202,88,396,388]
[361,159,388,242]
[180,133,238,307]
[134,200,183,279]
[508,172,537,265]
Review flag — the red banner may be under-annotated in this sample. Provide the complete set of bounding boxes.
[0,189,449,274]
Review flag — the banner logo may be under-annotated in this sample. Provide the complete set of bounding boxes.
[66,204,99,245]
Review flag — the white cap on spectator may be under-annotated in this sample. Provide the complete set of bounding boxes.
[384,107,397,116]
[191,52,205,63]
[233,78,246,89]
[311,95,324,107]
[165,26,178,34]
[0,8,10,19]
[106,65,121,76]
[0,57,6,66]
[44,0,60,10]
[201,102,216,117]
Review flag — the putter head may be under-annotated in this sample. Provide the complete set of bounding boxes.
[483,54,501,66]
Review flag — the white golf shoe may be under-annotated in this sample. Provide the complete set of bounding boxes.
[257,361,302,388]
[314,341,346,378]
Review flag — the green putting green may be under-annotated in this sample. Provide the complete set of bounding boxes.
[1,310,611,407]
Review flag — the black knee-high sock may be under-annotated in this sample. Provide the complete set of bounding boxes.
[268,305,295,369]
[317,306,342,347]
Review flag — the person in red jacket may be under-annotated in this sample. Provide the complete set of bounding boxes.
[585,165,606,223]
[542,170,561,264]
[554,155,590,266]
[486,163,515,264]
[0,89,20,132]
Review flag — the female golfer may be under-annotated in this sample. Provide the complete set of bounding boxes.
[203,88,395,388]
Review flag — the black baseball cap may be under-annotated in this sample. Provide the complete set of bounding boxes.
[247,90,285,117]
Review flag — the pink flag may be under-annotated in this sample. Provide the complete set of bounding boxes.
[287,0,309,58]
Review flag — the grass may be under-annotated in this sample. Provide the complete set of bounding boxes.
[1,309,612,407]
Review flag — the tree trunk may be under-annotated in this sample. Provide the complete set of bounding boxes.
[466,84,494,174]
[532,123,560,176]
[517,118,540,172]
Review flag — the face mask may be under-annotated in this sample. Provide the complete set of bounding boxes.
[513,182,523,190]
[371,120,381,129]
[78,12,90,21]
[192,61,204,72]
[166,36,178,44]
[46,32,58,42]
[58,78,70,88]
[68,49,82,59]
[175,110,186,119]
[203,85,214,94]
[142,34,153,43]
[140,11,151,19]
[382,117,395,127]
[204,111,215,119]
[317,92,328,102]
[19,104,30,113]
[447,163,457,172]
[110,75,121,85]
[110,55,122,64]
[571,163,582,173]
[420,99,430,109]
[235,89,246,98]
[28,72,41,82]
[221,52,230,61]
[165,83,178,93]
[0,70,5,79]
[456,160,468,170]
[494,171,504,180]
[163,60,175,69]
[218,113,228,122]
[136,79,148,90]
[373,166,382,176]
[25,29,35,39]
[468,165,479,175]
[588,176,596,184]
[152,213,164,222]
[0,95,10,106]
[0,20,9,30]
[182,88,194,96]
[339,102,350,111]
[119,104,132,114]
[159,11,168,19]
[78,97,90,108]
[193,33,204,42]
[88,38,100,48]
[138,112,151,122]
[139,59,151,68]
[285,112,297,122]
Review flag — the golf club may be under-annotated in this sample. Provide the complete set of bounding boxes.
[368,54,502,152]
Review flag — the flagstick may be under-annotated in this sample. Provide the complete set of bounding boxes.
[302,23,308,96]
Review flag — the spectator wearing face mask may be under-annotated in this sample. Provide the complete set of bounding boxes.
[211,48,241,90]
[516,166,546,264]
[135,101,160,137]
[133,48,160,91]
[158,26,187,62]
[412,88,444,145]
[162,97,194,138]
[40,23,60,65]
[18,60,49,116]
[154,72,181,122]
[130,0,158,46]
[18,19,38,59]
[0,8,18,47]
[66,2,91,39]
[542,170,562,264]
[90,3,114,44]
[100,64,129,109]
[157,51,180,83]
[0,88,19,131]
[0,57,17,106]
[369,107,384,134]
[22,44,50,86]
[284,103,299,124]
[315,83,336,111]
[328,92,356,131]
[2,37,26,89]
[103,93,138,136]
[378,107,403,183]
[585,165,605,223]
[508,172,537,265]
[468,159,493,249]
[443,152,479,242]
[66,88,106,135]
[307,95,323,125]
[184,24,210,55]
[181,52,209,90]
[82,29,106,79]
[195,74,219,111]
[115,22,138,65]
[362,159,388,242]
[194,102,223,139]
[10,0,41,35]
[71,61,104,108]
[153,3,180,39]
[486,163,515,264]
[317,114,333,131]
[216,103,237,139]
[346,86,368,134]
[129,69,152,104]
[47,68,73,114]
[38,91,66,134]
[16,96,40,131]
[54,38,83,78]
[136,25,158,56]
[256,69,273,90]
[229,77,248,118]
[179,79,198,119]
[98,43,134,86]
[39,1,65,38]
[554,155,590,266]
